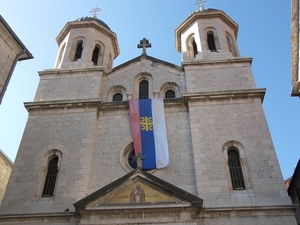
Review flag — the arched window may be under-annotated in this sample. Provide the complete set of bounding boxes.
[42,156,59,197]
[139,80,149,99]
[113,93,123,102]
[192,40,198,58]
[74,41,83,60]
[226,35,233,55]
[55,43,66,69]
[228,147,245,190]
[91,45,100,65]
[207,31,216,52]
[165,90,175,99]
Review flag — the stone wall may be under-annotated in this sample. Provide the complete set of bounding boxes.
[0,150,13,204]
[0,25,17,99]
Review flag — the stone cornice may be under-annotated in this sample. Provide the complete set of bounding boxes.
[0,212,78,222]
[202,204,296,213]
[24,99,103,112]
[38,67,105,76]
[182,57,253,67]
[183,89,266,103]
[24,98,185,112]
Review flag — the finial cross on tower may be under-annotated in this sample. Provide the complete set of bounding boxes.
[90,6,102,18]
[133,152,146,169]
[195,0,207,11]
[137,38,152,55]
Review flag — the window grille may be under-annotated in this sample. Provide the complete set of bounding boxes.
[228,149,245,190]
[139,80,149,99]
[165,90,175,99]
[42,156,59,197]
[113,93,123,102]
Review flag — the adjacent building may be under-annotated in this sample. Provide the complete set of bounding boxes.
[287,160,300,224]
[0,15,33,104]
[0,150,13,204]
[291,0,300,96]
[0,6,297,225]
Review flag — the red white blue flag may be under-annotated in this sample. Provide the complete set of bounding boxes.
[129,99,169,170]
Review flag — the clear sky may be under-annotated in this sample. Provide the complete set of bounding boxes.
[0,0,299,179]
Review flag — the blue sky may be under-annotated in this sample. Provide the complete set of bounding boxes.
[0,0,299,179]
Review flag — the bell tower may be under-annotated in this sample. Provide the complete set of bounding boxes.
[175,8,239,61]
[54,13,119,71]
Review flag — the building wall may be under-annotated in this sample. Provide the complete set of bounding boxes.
[0,150,13,204]
[0,16,33,104]
[0,26,18,98]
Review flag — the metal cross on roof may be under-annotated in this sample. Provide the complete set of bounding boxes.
[90,6,102,18]
[133,152,146,169]
[195,0,207,11]
[137,38,152,55]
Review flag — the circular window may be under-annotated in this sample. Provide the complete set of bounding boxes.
[119,141,157,173]
[120,142,136,172]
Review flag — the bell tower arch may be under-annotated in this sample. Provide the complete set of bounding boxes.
[54,16,119,71]
[175,8,240,61]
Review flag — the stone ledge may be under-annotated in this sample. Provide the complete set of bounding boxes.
[24,99,103,112]
[38,66,105,76]
[182,89,266,103]
[203,204,296,212]
[24,98,186,112]
[182,57,253,66]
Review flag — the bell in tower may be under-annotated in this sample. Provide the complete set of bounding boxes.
[54,7,119,71]
[175,4,240,61]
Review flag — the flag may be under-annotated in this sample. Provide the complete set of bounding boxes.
[129,99,169,170]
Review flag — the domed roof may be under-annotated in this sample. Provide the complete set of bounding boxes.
[74,16,111,30]
[195,7,219,13]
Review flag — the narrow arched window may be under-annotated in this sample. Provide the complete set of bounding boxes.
[74,41,83,60]
[165,90,175,99]
[207,32,216,52]
[91,45,100,65]
[228,148,245,190]
[42,156,59,197]
[113,93,123,102]
[139,80,149,99]
[192,40,198,57]
[55,43,66,68]
[226,35,233,55]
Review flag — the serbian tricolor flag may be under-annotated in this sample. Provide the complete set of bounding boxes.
[129,98,169,170]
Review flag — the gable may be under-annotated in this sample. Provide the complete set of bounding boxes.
[101,55,185,101]
[74,169,202,211]
[87,178,181,207]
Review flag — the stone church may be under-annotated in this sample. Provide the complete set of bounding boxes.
[0,5,297,225]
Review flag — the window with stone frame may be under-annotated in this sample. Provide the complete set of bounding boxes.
[207,31,216,52]
[113,93,123,102]
[228,147,245,190]
[42,156,59,197]
[74,41,83,60]
[91,45,100,65]
[139,80,149,99]
[165,90,175,99]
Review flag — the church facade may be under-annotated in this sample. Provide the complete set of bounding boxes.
[0,6,297,225]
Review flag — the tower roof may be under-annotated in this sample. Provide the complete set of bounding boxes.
[74,16,111,30]
[175,9,239,53]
